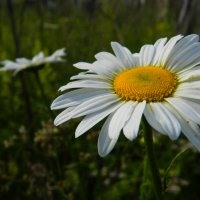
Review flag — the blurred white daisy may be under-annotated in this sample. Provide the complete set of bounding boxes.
[0,48,65,75]
[51,34,200,157]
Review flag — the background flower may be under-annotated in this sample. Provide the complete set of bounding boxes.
[0,48,65,75]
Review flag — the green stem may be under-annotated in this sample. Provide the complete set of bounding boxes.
[34,70,55,119]
[7,0,34,136]
[139,155,150,200]
[142,117,163,200]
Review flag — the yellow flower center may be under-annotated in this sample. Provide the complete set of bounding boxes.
[113,66,177,102]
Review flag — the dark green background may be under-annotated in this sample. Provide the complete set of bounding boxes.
[0,0,200,199]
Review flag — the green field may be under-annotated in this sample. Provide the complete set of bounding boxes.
[0,0,200,199]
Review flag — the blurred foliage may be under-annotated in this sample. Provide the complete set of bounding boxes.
[0,0,200,199]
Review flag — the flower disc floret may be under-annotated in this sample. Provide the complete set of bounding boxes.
[113,66,177,102]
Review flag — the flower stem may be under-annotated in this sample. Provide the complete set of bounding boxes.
[142,116,163,200]
[34,70,55,119]
[139,155,151,200]
[7,0,34,136]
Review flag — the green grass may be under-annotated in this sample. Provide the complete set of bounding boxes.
[0,0,200,199]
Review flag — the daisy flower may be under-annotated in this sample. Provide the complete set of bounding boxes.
[51,34,200,157]
[0,48,65,75]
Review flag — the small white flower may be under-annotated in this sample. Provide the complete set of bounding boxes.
[51,34,200,157]
[0,48,65,75]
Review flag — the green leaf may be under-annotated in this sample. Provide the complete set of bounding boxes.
[163,148,190,190]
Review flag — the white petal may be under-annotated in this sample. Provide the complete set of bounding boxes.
[0,60,13,65]
[16,58,31,64]
[123,47,137,68]
[32,52,44,62]
[94,52,123,67]
[169,44,200,72]
[139,45,155,66]
[132,53,140,66]
[144,104,167,135]
[92,60,122,78]
[59,80,111,91]
[70,93,120,118]
[181,120,200,151]
[111,42,134,68]
[73,62,92,70]
[172,34,199,53]
[70,73,104,80]
[107,101,135,139]
[179,69,200,82]
[164,103,200,151]
[154,37,168,49]
[150,103,181,140]
[166,98,200,124]
[75,101,123,138]
[0,60,20,70]
[45,56,64,63]
[158,35,183,66]
[166,34,199,68]
[51,48,66,57]
[152,37,167,65]
[177,81,200,90]
[123,101,146,140]
[44,48,66,63]
[181,121,200,151]
[98,113,120,157]
[54,107,75,126]
[174,88,200,100]
[51,89,111,110]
